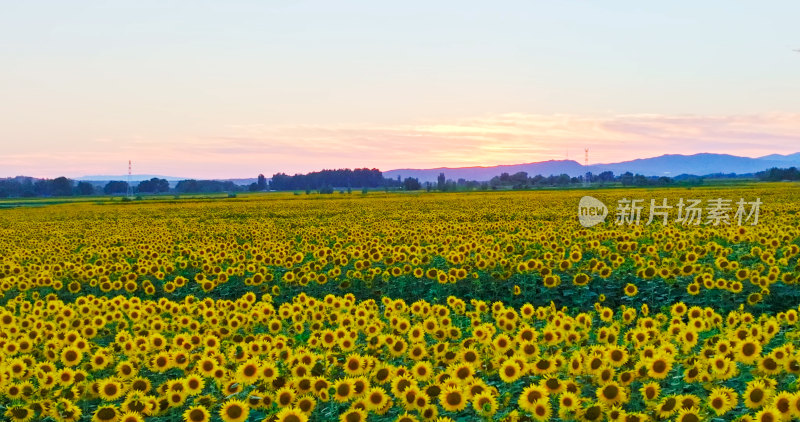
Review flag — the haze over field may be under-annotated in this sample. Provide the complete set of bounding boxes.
[1,1,799,178]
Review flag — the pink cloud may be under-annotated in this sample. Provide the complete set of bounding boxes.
[2,113,799,178]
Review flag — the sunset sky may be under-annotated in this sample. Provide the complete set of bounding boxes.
[1,1,799,179]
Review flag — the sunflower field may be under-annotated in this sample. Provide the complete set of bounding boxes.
[1,185,800,422]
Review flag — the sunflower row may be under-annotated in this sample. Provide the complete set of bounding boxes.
[1,188,799,311]
[0,290,799,421]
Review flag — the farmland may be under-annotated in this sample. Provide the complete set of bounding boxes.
[1,184,800,422]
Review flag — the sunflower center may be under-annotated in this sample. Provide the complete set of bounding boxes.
[189,409,205,421]
[226,405,243,419]
[446,392,462,406]
[603,385,619,399]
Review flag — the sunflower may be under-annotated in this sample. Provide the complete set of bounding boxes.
[410,361,433,381]
[311,377,330,398]
[260,361,279,382]
[449,363,474,382]
[60,346,83,367]
[674,407,702,422]
[334,379,355,402]
[531,357,555,375]
[275,387,296,408]
[526,399,552,421]
[196,357,217,377]
[5,405,34,422]
[754,406,781,422]
[645,354,673,379]
[182,406,210,422]
[679,329,699,352]
[472,391,497,417]
[498,360,523,383]
[365,387,389,411]
[440,386,467,412]
[399,385,420,410]
[390,375,415,397]
[771,391,793,419]
[128,377,151,393]
[184,374,205,395]
[744,380,773,409]
[639,382,660,402]
[343,354,365,376]
[395,412,419,422]
[272,407,308,422]
[296,396,317,414]
[219,399,249,422]
[98,379,125,402]
[558,391,580,412]
[707,388,735,416]
[338,408,366,422]
[607,347,628,367]
[91,351,110,370]
[579,402,605,421]
[541,376,564,395]
[623,283,638,297]
[117,412,144,422]
[757,356,782,376]
[518,384,549,413]
[235,358,261,385]
[119,393,152,415]
[52,398,82,422]
[596,381,626,406]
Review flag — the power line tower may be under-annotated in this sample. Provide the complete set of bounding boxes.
[584,148,590,187]
[127,160,133,199]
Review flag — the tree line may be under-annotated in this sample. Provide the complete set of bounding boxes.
[756,167,800,181]
[0,177,94,198]
[5,166,794,198]
[267,168,386,191]
[0,177,243,198]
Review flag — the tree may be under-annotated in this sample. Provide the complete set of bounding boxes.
[136,178,169,193]
[510,172,528,185]
[437,173,446,191]
[620,172,634,186]
[175,179,240,193]
[269,168,385,191]
[257,174,267,190]
[403,177,421,191]
[76,181,94,195]
[555,174,571,186]
[104,181,129,194]
[758,167,800,181]
[51,177,74,196]
[596,171,615,183]
[33,179,51,196]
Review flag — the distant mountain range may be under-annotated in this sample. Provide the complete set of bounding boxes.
[383,152,800,183]
[59,152,800,185]
[74,175,258,186]
[76,174,187,182]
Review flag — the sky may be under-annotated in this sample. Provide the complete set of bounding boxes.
[1,1,799,179]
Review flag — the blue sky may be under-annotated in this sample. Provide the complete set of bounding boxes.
[1,1,798,177]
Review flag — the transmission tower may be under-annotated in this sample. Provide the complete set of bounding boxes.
[127,160,133,198]
[584,149,590,187]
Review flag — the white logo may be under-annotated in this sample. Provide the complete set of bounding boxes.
[578,196,608,227]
